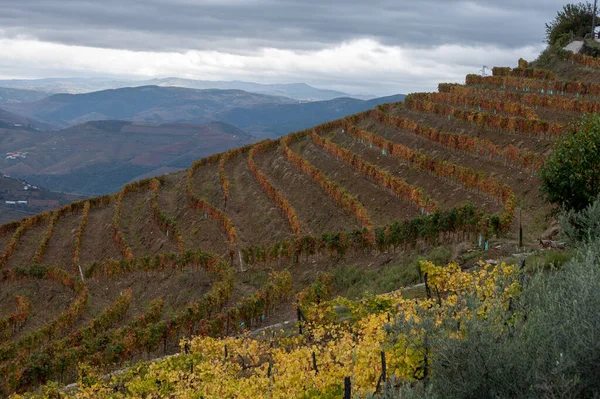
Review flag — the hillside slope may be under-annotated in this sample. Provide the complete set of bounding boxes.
[0,60,586,394]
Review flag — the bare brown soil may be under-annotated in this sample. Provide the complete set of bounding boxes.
[158,172,229,257]
[221,152,293,246]
[5,222,48,269]
[84,267,215,326]
[191,162,223,208]
[79,203,122,266]
[0,278,74,341]
[290,137,420,227]
[255,145,357,234]
[40,210,81,269]
[120,190,179,258]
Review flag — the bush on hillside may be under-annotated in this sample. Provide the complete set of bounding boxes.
[545,2,597,45]
[561,196,600,243]
[582,37,600,57]
[541,113,600,211]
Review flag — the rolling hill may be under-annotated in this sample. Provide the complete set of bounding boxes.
[0,121,254,195]
[0,87,49,104]
[0,50,587,395]
[0,77,367,101]
[0,174,82,224]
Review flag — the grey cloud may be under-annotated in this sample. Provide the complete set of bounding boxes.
[0,0,566,52]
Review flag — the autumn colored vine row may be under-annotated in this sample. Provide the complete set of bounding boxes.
[279,133,373,231]
[309,130,437,213]
[0,296,31,342]
[421,90,538,119]
[342,124,516,231]
[0,212,51,270]
[404,93,563,137]
[218,144,254,209]
[149,178,185,254]
[441,84,600,113]
[72,201,90,268]
[492,66,555,80]
[365,108,544,171]
[466,73,600,96]
[248,140,303,236]
[569,51,600,68]
[32,211,60,264]
[0,266,88,367]
[187,158,237,246]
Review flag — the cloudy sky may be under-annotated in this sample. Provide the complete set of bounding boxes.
[0,0,567,95]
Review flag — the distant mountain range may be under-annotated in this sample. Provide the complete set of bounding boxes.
[0,83,405,195]
[0,77,373,101]
[0,86,405,138]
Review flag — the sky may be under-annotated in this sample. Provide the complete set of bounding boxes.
[0,0,568,96]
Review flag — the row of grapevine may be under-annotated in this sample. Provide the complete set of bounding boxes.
[12,268,292,394]
[342,124,516,231]
[248,140,303,236]
[309,130,437,212]
[4,251,235,394]
[72,201,90,269]
[186,159,237,246]
[404,94,563,137]
[441,84,600,113]
[0,266,88,383]
[240,202,485,267]
[0,296,31,342]
[43,260,520,399]
[280,132,373,232]
[368,107,544,171]
[32,211,59,264]
[420,90,538,119]
[492,66,555,80]
[218,144,254,209]
[149,178,185,254]
[466,73,600,96]
[0,212,51,270]
[569,51,600,68]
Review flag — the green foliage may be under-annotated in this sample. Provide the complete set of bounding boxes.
[545,2,597,45]
[582,37,600,56]
[561,196,600,243]
[541,113,600,211]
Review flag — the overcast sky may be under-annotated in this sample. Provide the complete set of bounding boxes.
[0,0,567,95]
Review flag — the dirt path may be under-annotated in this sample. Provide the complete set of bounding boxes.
[255,145,357,234]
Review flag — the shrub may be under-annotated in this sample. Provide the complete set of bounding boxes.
[541,113,600,211]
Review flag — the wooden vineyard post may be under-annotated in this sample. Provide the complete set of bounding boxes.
[312,351,318,374]
[344,376,351,399]
[381,350,387,383]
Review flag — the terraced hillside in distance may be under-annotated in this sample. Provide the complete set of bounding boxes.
[0,53,592,395]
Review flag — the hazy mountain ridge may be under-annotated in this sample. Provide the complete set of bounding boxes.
[0,77,372,101]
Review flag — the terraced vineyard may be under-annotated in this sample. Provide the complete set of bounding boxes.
[0,56,591,395]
